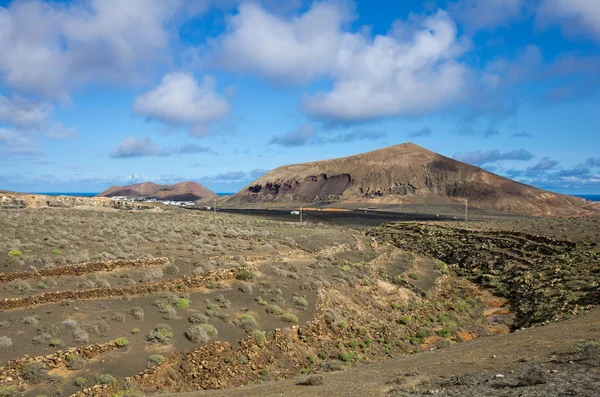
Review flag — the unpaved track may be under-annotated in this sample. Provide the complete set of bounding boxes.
[170,308,600,397]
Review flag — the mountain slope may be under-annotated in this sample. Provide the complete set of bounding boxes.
[227,143,599,216]
[98,181,216,201]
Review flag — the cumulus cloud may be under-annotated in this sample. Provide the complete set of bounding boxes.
[248,168,270,179]
[322,129,387,143]
[449,0,526,31]
[269,123,316,147]
[538,0,600,41]
[201,168,270,182]
[216,2,348,83]
[407,126,433,138]
[452,149,534,165]
[46,123,78,140]
[0,0,201,101]
[526,156,559,175]
[110,137,214,158]
[0,128,42,159]
[269,123,385,146]
[585,157,600,168]
[214,4,471,123]
[132,73,230,136]
[0,95,52,129]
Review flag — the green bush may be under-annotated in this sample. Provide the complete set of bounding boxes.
[52,249,62,255]
[114,337,129,348]
[65,354,84,370]
[437,329,451,338]
[237,314,259,332]
[293,296,308,308]
[173,298,190,309]
[48,338,63,347]
[0,386,16,397]
[339,352,350,362]
[74,376,88,387]
[97,374,116,385]
[235,269,254,281]
[408,272,420,280]
[339,265,350,272]
[266,304,284,315]
[281,313,299,324]
[37,281,47,289]
[185,324,218,343]
[21,363,48,384]
[131,328,140,334]
[252,330,266,346]
[8,250,22,257]
[147,324,174,343]
[147,354,165,367]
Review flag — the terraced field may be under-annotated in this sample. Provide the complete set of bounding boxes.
[0,201,598,396]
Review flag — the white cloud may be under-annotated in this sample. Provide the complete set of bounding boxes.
[0,0,196,101]
[216,2,348,83]
[0,128,41,159]
[0,95,52,129]
[453,149,534,165]
[538,0,600,41]
[215,4,471,123]
[269,123,316,147]
[132,73,230,136]
[449,0,526,31]
[110,136,215,158]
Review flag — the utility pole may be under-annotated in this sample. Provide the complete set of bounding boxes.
[213,197,216,215]
[299,205,303,223]
[465,199,468,222]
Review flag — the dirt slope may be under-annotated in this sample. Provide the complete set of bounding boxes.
[172,308,600,397]
[98,181,216,201]
[227,143,599,217]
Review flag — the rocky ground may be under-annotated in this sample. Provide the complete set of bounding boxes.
[0,198,598,396]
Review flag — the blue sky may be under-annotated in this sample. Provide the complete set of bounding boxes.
[0,0,599,194]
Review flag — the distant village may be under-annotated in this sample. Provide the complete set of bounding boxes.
[109,196,196,207]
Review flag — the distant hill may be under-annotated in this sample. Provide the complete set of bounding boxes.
[227,143,599,217]
[98,181,216,202]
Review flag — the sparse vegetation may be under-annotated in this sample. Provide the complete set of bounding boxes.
[147,324,174,344]
[74,376,88,387]
[174,298,190,308]
[252,330,266,346]
[147,354,166,367]
[237,314,259,332]
[185,324,218,343]
[115,337,129,348]
[66,354,84,370]
[97,373,117,385]
[235,269,254,281]
[21,363,49,384]
[281,313,299,324]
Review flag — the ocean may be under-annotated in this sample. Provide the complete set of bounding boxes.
[575,195,600,202]
[32,192,235,197]
[27,193,600,201]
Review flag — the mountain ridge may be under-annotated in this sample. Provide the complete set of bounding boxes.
[97,181,216,202]
[226,143,599,216]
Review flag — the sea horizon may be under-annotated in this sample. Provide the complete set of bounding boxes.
[26,192,600,202]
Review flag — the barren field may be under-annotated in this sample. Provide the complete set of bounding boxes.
[0,203,598,396]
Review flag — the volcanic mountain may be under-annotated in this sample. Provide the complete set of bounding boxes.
[98,181,216,202]
[227,143,598,216]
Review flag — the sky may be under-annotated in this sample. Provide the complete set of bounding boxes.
[0,0,599,194]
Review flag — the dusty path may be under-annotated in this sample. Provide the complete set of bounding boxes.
[170,308,600,397]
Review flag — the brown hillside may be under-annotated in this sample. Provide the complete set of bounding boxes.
[98,181,216,201]
[228,143,599,217]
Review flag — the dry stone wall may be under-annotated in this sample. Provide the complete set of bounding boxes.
[0,257,169,283]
